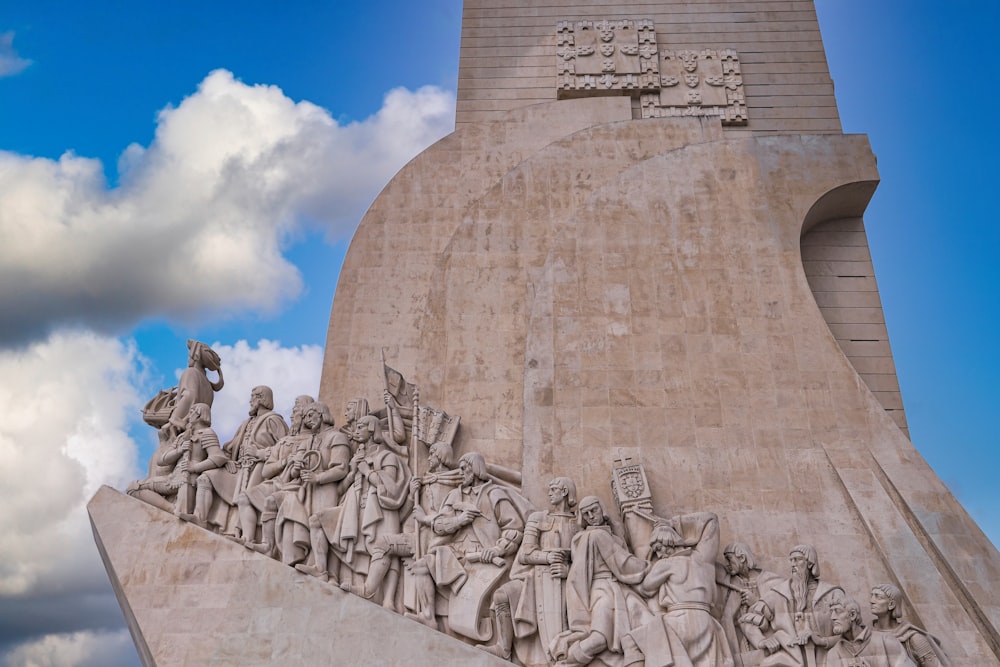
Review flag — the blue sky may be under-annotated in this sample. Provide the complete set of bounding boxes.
[0,1,995,665]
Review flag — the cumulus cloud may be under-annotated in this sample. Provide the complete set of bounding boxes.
[0,33,31,78]
[0,70,455,345]
[0,331,145,663]
[182,339,324,441]
[0,333,323,665]
[2,629,136,667]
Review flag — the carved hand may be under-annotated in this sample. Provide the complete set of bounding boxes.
[546,550,565,565]
[225,460,237,474]
[549,563,569,579]
[761,637,781,653]
[458,508,481,526]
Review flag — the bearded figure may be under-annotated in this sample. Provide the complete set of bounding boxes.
[740,544,844,667]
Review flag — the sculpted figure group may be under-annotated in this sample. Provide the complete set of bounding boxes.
[128,345,949,667]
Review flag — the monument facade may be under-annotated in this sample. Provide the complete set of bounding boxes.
[91,1,1000,665]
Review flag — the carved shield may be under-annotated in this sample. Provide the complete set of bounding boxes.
[620,471,645,499]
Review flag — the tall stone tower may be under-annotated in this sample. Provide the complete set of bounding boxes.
[319,0,1000,662]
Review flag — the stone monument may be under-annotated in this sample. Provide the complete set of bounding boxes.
[91,1,1000,665]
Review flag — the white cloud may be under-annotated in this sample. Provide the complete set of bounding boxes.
[0,70,456,344]
[180,339,324,446]
[0,33,31,78]
[0,333,324,664]
[2,628,136,667]
[0,331,144,598]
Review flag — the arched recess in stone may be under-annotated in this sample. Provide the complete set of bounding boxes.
[800,183,909,436]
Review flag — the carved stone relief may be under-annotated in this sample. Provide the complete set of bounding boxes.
[556,19,660,96]
[555,20,748,126]
[127,344,952,667]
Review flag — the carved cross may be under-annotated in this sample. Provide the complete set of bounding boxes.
[615,448,634,467]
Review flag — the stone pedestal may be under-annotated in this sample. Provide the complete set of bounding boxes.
[88,486,510,666]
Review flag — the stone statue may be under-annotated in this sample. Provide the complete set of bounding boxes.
[478,476,580,665]
[870,584,949,667]
[741,544,844,667]
[128,404,208,513]
[826,596,916,667]
[184,386,288,534]
[236,394,314,552]
[148,402,227,518]
[550,496,652,667]
[293,397,370,584]
[374,359,415,457]
[622,512,734,667]
[406,452,532,640]
[408,440,462,538]
[329,414,411,608]
[718,542,784,664]
[157,340,224,441]
[271,401,351,566]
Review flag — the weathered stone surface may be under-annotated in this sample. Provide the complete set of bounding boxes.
[88,486,511,666]
[319,97,1000,663]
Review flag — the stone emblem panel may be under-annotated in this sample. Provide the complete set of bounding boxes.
[556,19,748,126]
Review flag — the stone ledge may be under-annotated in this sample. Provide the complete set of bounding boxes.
[88,486,510,667]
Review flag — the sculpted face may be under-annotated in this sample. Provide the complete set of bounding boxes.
[250,388,266,414]
[345,400,358,424]
[830,603,853,636]
[580,500,603,527]
[459,458,475,486]
[725,552,747,577]
[387,371,402,396]
[303,407,322,431]
[291,398,310,431]
[789,552,807,576]
[547,481,567,508]
[870,589,892,617]
[354,419,372,443]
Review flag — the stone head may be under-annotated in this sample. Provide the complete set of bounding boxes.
[386,370,403,396]
[345,397,369,425]
[578,496,607,528]
[789,544,820,581]
[250,386,274,414]
[290,395,315,433]
[303,402,330,432]
[870,583,903,620]
[186,339,222,372]
[829,597,862,636]
[187,403,211,427]
[354,414,381,445]
[649,524,684,559]
[548,477,577,510]
[428,441,454,469]
[458,452,489,486]
[723,542,757,577]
